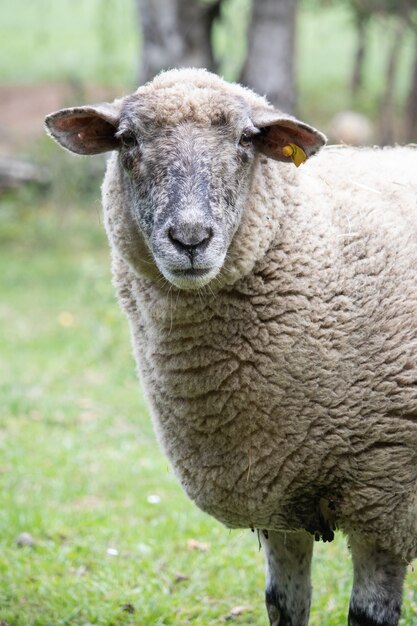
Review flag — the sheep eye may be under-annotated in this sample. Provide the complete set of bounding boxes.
[120,132,137,149]
[239,132,253,148]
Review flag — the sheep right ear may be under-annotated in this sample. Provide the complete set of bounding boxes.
[44,103,121,155]
[252,109,327,165]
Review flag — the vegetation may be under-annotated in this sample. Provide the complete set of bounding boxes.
[0,0,138,86]
[1,173,417,626]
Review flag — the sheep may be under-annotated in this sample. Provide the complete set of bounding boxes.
[45,68,417,626]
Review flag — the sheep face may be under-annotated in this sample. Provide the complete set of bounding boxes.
[44,69,326,290]
[115,100,260,290]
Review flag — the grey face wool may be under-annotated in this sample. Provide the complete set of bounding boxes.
[46,68,417,626]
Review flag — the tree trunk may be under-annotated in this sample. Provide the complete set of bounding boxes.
[137,0,221,84]
[240,0,297,113]
[0,157,49,191]
[351,16,369,97]
[405,33,417,142]
[379,19,407,145]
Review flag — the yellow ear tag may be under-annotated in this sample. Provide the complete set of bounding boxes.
[282,143,307,167]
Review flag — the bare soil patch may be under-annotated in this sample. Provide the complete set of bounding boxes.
[0,83,120,155]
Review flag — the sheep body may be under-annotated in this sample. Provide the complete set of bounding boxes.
[46,68,417,625]
[106,142,417,560]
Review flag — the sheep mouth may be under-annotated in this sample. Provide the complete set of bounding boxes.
[161,265,220,289]
[173,268,212,278]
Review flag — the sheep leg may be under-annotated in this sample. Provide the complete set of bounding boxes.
[348,535,406,626]
[259,529,313,626]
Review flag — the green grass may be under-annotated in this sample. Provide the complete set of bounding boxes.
[0,196,261,625]
[2,192,417,625]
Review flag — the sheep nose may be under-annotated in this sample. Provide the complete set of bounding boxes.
[168,225,213,256]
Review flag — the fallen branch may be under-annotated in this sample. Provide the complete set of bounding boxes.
[0,156,49,191]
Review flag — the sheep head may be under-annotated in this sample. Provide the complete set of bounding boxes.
[45,69,326,290]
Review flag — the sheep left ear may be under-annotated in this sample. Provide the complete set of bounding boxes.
[45,102,121,155]
[252,109,327,165]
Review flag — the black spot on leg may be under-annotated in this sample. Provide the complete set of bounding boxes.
[256,529,262,550]
[265,587,293,626]
[348,605,401,626]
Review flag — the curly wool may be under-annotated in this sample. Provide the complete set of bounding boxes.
[104,143,417,559]
[102,71,417,561]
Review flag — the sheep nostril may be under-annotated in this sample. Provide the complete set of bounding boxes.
[204,227,214,244]
[168,226,213,255]
[167,227,176,245]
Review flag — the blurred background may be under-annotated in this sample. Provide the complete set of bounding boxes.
[1,2,417,625]
[1,0,417,194]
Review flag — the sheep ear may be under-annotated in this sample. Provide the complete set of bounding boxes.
[45,103,121,155]
[252,109,327,165]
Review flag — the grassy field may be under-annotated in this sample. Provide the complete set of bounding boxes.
[1,192,417,625]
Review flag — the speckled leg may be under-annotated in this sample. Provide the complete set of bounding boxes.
[348,535,406,626]
[259,530,313,626]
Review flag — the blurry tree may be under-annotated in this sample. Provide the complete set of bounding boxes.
[406,36,417,140]
[373,0,416,144]
[347,1,395,96]
[240,0,297,112]
[137,0,221,81]
[405,8,417,141]
[137,0,297,112]
[349,1,372,95]
[320,0,417,142]
[378,7,408,144]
